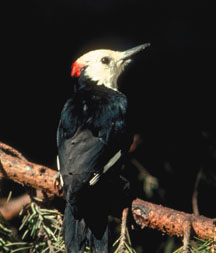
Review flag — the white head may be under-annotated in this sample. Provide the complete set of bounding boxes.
[71,43,150,90]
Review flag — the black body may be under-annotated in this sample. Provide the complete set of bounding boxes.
[57,75,132,252]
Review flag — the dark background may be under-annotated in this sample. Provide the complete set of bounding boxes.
[1,1,216,251]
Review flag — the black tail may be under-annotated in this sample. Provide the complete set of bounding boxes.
[63,203,108,253]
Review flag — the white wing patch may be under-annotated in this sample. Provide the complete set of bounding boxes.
[88,173,101,186]
[56,155,64,186]
[89,150,122,186]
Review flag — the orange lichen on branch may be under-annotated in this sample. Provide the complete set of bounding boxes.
[132,198,216,240]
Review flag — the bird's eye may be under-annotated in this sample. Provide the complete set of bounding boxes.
[101,57,111,65]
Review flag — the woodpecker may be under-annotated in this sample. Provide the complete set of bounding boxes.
[57,43,150,253]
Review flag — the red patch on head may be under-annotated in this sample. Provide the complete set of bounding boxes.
[71,62,86,77]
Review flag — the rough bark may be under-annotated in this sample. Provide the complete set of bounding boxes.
[0,142,62,197]
[132,198,216,240]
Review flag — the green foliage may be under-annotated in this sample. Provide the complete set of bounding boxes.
[173,237,216,253]
[0,199,65,252]
[0,199,215,253]
[0,199,95,253]
[192,237,216,253]
[113,228,136,253]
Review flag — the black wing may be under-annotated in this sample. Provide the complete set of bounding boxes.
[57,87,131,204]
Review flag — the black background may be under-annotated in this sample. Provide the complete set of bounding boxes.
[1,1,216,251]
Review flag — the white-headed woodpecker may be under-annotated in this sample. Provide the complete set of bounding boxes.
[57,43,150,253]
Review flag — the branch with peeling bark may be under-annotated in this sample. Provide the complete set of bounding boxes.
[0,142,216,243]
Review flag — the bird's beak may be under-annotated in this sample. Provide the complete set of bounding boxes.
[119,43,150,62]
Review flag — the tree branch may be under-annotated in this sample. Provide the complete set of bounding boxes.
[132,198,215,240]
[0,194,31,220]
[0,142,62,197]
[0,142,215,241]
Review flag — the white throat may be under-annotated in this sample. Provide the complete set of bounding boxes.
[97,80,118,91]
